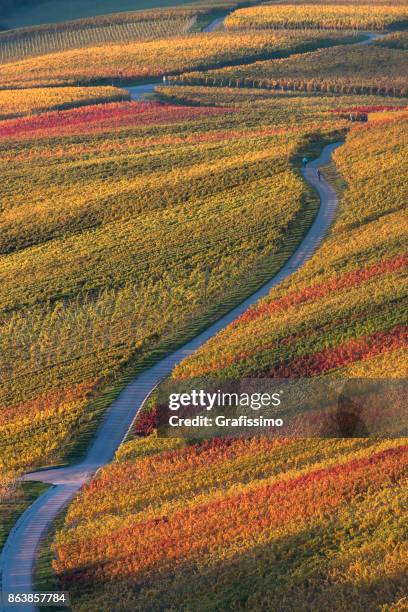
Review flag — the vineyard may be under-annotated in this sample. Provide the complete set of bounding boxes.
[157,83,408,110]
[0,479,48,550]
[0,86,128,118]
[0,99,229,139]
[0,0,230,29]
[0,8,198,63]
[176,44,408,97]
[49,97,408,612]
[0,92,355,479]
[174,114,408,381]
[1,87,407,481]
[225,4,408,31]
[0,29,366,88]
[375,29,408,49]
[53,437,408,611]
[0,0,407,607]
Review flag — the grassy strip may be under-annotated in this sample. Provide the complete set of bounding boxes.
[0,481,49,552]
[34,508,68,611]
[320,159,347,201]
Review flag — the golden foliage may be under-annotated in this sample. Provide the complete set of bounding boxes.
[0,86,128,119]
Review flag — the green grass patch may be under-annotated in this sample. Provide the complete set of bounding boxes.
[34,508,67,612]
[0,481,49,552]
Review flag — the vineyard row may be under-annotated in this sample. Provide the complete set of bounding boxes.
[170,74,408,98]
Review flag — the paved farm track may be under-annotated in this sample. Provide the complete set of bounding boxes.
[0,24,386,612]
[0,141,342,611]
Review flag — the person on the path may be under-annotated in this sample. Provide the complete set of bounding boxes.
[302,156,308,167]
[317,169,321,181]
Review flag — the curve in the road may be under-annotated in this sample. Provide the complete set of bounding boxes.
[0,141,343,610]
[359,31,387,45]
[202,16,224,32]
[126,27,385,101]
[126,16,225,101]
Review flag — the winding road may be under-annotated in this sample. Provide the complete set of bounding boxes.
[126,16,224,101]
[0,24,385,612]
[0,142,342,611]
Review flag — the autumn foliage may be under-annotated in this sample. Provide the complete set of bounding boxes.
[179,45,408,98]
[225,4,408,31]
[53,436,408,610]
[174,114,408,380]
[0,100,231,139]
[0,86,128,119]
[1,91,345,477]
[1,4,407,609]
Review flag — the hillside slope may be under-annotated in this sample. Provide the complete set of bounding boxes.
[52,108,408,612]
